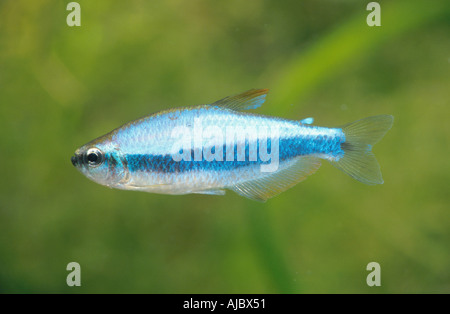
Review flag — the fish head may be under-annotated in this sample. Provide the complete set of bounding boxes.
[71,135,128,188]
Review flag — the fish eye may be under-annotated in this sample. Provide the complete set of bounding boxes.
[85,148,104,167]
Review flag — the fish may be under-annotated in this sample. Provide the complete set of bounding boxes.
[71,89,393,201]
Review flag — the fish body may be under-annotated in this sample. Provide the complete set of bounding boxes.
[72,89,393,201]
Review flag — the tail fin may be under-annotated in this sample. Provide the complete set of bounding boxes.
[331,115,394,185]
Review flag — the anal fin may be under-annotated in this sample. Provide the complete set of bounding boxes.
[230,156,321,202]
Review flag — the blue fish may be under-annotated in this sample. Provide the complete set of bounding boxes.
[71,89,393,201]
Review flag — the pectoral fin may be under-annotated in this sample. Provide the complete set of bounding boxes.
[192,189,226,196]
[124,183,170,192]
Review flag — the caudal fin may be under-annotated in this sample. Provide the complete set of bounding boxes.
[331,115,394,185]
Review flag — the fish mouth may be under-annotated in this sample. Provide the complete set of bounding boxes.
[71,153,82,167]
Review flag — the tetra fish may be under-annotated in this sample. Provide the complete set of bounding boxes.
[71,89,393,201]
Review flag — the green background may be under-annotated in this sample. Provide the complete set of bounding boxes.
[0,0,449,293]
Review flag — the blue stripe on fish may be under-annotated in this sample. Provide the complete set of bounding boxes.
[125,134,345,173]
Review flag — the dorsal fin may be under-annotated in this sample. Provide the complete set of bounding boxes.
[230,156,321,202]
[210,89,269,111]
